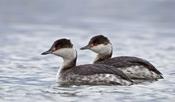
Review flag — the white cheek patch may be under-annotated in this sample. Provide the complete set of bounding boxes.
[52,48,76,60]
[91,44,112,55]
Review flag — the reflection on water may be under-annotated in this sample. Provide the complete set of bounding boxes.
[0,0,175,102]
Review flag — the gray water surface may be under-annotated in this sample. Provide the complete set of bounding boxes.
[0,0,175,102]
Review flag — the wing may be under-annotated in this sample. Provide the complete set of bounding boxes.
[68,64,133,82]
[97,56,162,75]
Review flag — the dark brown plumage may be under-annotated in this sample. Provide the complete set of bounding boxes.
[42,38,133,85]
[41,39,73,55]
[62,64,133,83]
[80,35,163,80]
[88,35,110,45]
[96,56,162,76]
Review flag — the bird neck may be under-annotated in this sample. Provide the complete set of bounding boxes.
[94,51,112,63]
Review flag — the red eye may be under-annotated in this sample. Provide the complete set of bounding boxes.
[90,44,94,47]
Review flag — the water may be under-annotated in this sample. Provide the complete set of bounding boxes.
[0,0,175,102]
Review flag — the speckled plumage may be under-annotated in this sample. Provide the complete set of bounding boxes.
[42,39,134,85]
[59,74,131,85]
[80,35,163,80]
[58,64,133,85]
[96,56,163,80]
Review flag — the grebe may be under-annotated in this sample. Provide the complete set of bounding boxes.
[80,35,163,80]
[41,38,133,85]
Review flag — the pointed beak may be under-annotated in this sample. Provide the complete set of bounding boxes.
[80,45,90,50]
[41,50,52,55]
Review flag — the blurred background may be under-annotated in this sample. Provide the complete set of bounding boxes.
[0,0,175,102]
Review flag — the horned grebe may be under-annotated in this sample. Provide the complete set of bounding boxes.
[41,38,133,85]
[80,35,163,80]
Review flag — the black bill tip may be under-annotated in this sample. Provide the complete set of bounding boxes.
[80,45,90,50]
[41,50,51,55]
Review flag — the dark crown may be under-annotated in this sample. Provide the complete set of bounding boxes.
[51,39,73,50]
[89,35,110,45]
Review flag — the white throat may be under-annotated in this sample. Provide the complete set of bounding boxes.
[91,43,112,55]
[53,48,77,68]
[90,43,112,63]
